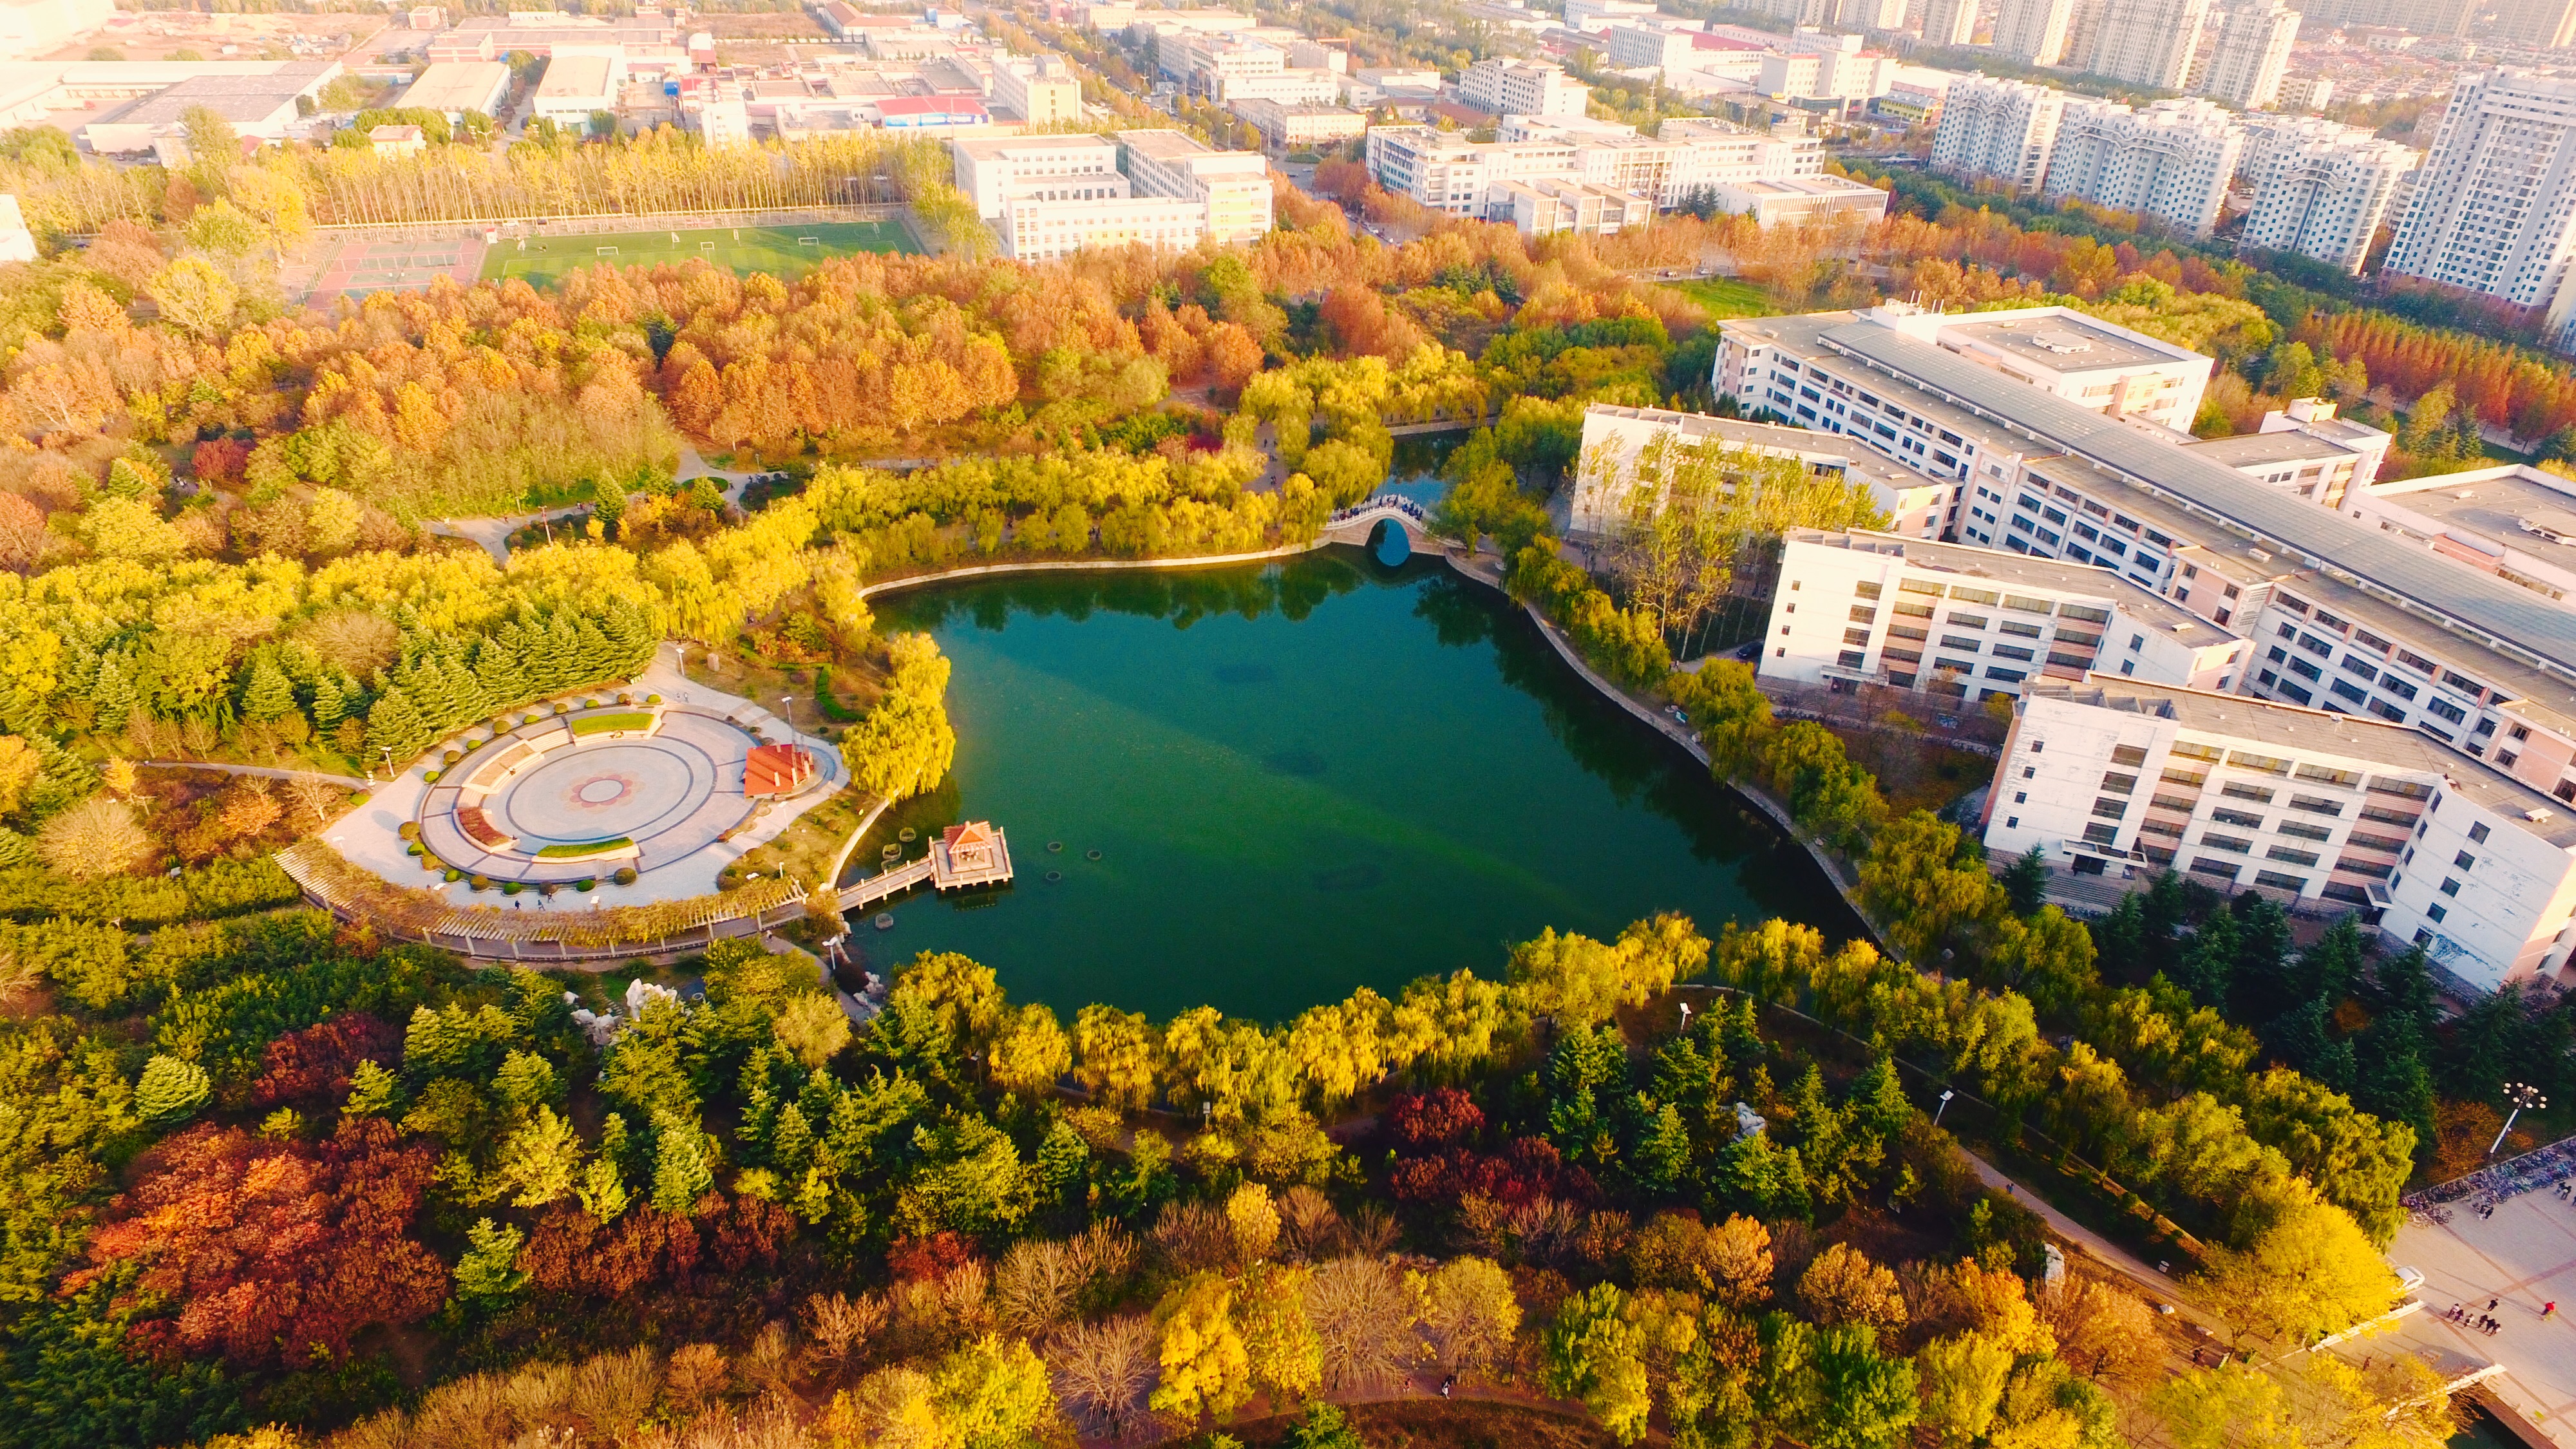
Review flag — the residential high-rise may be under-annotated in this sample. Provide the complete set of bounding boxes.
[2283,0,2470,34]
[2043,97,2245,237]
[1991,0,2072,64]
[1922,0,1978,44]
[2385,70,2576,340]
[2088,0,2210,90]
[2199,0,2301,109]
[2488,0,2576,48]
[2059,0,2108,71]
[2242,129,2418,272]
[1929,75,2068,194]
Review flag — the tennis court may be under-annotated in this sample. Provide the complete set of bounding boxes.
[480,220,919,287]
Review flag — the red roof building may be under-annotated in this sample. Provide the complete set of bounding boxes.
[744,743,818,798]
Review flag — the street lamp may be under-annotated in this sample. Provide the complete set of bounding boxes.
[2492,1082,2548,1158]
[782,694,797,735]
[381,746,395,778]
[1935,1089,1955,1126]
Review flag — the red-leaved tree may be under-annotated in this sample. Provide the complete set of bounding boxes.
[66,1117,444,1367]
[249,1012,402,1109]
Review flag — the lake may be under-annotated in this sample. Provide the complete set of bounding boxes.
[848,545,1855,1022]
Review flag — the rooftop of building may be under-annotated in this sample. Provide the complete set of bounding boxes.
[952,130,1118,159]
[1581,403,1928,498]
[536,53,615,95]
[1116,127,1215,161]
[398,59,511,110]
[97,65,336,126]
[1944,312,2192,374]
[2028,677,2576,846]
[1794,529,2235,642]
[1716,175,1889,196]
[1803,310,2576,681]
[2183,431,2360,468]
[2369,465,2576,544]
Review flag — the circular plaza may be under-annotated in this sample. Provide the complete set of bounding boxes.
[408,699,835,887]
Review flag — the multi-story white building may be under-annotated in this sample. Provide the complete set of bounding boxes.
[1989,679,2576,992]
[1706,175,1893,223]
[1492,177,1656,238]
[2087,0,2209,89]
[2385,70,2576,348]
[1565,0,1662,29]
[1364,125,1582,215]
[1992,0,2073,64]
[2241,127,2418,273]
[1163,33,1285,99]
[1119,128,1272,245]
[957,130,1269,257]
[1924,0,1979,44]
[1231,99,1366,149]
[2042,97,2244,238]
[1764,531,2248,702]
[1218,69,1342,106]
[1001,191,1207,261]
[1459,57,1590,117]
[990,53,1083,126]
[1659,117,1826,204]
[2275,75,2334,111]
[2198,0,2300,110]
[1756,30,1898,108]
[1930,75,2067,195]
[1573,405,1955,540]
[953,132,1124,218]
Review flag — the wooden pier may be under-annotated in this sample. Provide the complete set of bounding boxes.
[844,820,1014,912]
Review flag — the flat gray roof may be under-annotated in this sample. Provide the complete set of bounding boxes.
[1816,318,2576,681]
[2032,677,2576,846]
[2184,432,2356,469]
[1583,404,1924,496]
[2378,470,2576,546]
[1948,314,2181,372]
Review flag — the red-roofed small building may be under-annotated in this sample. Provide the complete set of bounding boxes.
[744,743,818,798]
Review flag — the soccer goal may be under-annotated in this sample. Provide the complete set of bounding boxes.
[596,246,618,256]
[798,236,820,246]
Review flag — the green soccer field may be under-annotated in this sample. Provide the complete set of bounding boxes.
[480,220,920,286]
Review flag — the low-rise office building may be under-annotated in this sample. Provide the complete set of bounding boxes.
[990,52,1081,125]
[1986,679,2576,993]
[1703,174,1889,225]
[1491,176,1652,239]
[1118,128,1271,245]
[396,59,511,121]
[1231,98,1365,149]
[531,52,624,123]
[1458,57,1589,117]
[1763,531,2247,701]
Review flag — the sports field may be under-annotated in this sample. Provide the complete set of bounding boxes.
[479,220,919,286]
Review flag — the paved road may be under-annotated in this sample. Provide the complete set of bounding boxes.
[426,507,588,564]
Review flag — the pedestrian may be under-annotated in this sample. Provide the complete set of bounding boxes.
[2490,1298,2501,1312]
[2549,1303,2559,1320]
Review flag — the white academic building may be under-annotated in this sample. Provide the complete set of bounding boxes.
[953,130,1271,261]
[1760,530,2249,699]
[1571,404,1955,541]
[1987,680,2576,992]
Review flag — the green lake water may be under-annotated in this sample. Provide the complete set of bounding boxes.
[848,545,1855,1023]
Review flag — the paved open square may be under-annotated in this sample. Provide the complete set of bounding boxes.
[2385,1187,2576,1442]
[328,656,846,905]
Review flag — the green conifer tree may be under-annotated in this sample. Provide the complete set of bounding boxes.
[240,654,296,724]
[366,687,433,766]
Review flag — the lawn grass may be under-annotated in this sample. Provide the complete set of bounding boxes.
[480,220,918,287]
[535,837,632,858]
[1662,275,1777,318]
[570,711,656,736]
[1824,721,1995,816]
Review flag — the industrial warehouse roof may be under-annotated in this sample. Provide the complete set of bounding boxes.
[1815,318,2576,681]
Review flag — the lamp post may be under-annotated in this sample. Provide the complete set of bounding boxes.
[2492,1082,2548,1158]
[381,746,395,779]
[1935,1089,1955,1126]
